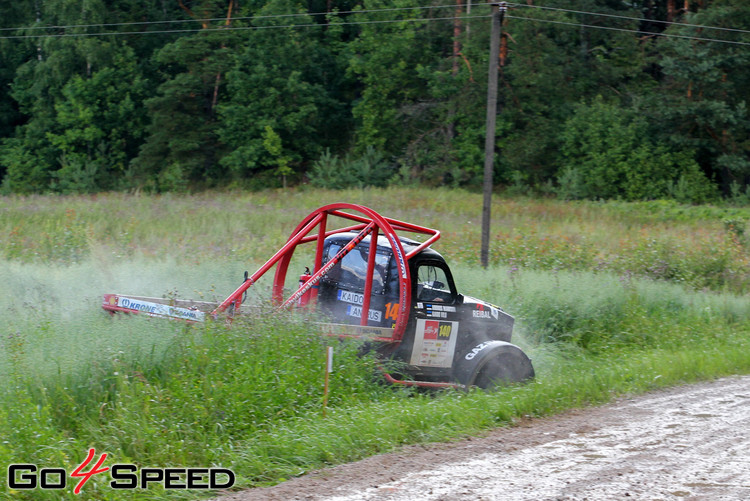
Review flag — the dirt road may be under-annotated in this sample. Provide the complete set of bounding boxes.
[222,375,750,500]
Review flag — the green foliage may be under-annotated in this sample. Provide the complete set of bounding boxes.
[557,97,716,202]
[0,3,33,146]
[32,316,385,454]
[46,49,149,193]
[0,0,748,199]
[648,1,750,193]
[1,134,57,194]
[308,146,393,189]
[3,191,750,497]
[131,32,234,191]
[5,188,750,291]
[262,125,293,183]
[471,266,750,352]
[0,0,160,194]
[218,0,351,185]
[347,0,483,185]
[497,0,646,187]
[3,250,750,497]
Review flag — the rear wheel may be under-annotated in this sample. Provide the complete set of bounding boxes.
[473,350,535,389]
[454,340,534,390]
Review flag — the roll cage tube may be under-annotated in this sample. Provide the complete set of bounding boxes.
[211,203,440,343]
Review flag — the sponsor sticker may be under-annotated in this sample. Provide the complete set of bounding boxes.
[337,289,364,306]
[318,323,394,340]
[472,303,499,320]
[472,310,491,319]
[385,234,408,280]
[117,297,205,322]
[424,304,455,319]
[346,305,382,323]
[410,319,459,368]
[424,304,457,313]
[465,341,492,360]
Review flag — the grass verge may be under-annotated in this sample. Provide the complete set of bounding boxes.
[3,189,750,499]
[2,258,750,499]
[3,188,750,291]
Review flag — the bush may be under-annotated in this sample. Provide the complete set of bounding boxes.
[557,97,716,203]
[308,147,394,189]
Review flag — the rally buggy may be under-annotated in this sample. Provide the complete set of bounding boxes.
[103,203,534,389]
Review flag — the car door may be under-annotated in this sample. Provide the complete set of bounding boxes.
[409,260,461,369]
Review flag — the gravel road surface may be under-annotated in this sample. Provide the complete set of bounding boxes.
[220,375,750,501]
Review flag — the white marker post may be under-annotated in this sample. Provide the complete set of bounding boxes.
[322,346,333,417]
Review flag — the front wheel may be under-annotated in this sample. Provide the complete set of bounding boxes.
[454,341,534,390]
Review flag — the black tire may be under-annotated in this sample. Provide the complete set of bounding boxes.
[473,349,535,389]
[454,341,534,390]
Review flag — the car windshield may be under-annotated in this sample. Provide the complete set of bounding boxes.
[323,243,390,294]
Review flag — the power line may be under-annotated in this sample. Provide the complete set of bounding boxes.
[0,5,461,32]
[2,1,750,37]
[0,14,490,40]
[0,2,748,48]
[507,13,750,47]
[511,1,750,36]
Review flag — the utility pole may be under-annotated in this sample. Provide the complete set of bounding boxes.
[481,2,506,269]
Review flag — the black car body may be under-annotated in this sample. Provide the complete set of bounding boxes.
[317,233,534,388]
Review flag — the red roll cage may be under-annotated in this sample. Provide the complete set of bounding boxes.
[212,203,440,343]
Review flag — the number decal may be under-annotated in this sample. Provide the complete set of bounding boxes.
[385,302,400,321]
[438,323,452,339]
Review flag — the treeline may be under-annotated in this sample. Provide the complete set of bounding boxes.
[0,0,748,201]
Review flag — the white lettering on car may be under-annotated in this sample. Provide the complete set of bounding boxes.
[464,341,492,360]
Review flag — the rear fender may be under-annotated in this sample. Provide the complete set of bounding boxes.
[453,340,534,388]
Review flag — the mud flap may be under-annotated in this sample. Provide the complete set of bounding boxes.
[453,340,534,389]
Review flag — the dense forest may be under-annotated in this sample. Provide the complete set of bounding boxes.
[0,0,748,201]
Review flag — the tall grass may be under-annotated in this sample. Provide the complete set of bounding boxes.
[4,258,750,498]
[3,189,750,499]
[1,258,399,499]
[3,188,749,291]
[456,265,750,352]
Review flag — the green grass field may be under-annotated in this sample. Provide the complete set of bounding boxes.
[3,188,750,499]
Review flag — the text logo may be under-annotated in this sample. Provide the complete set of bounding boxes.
[7,449,235,494]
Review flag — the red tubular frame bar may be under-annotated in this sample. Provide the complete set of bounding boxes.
[212,212,326,315]
[279,222,375,310]
[379,366,464,389]
[211,203,440,345]
[210,203,453,389]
